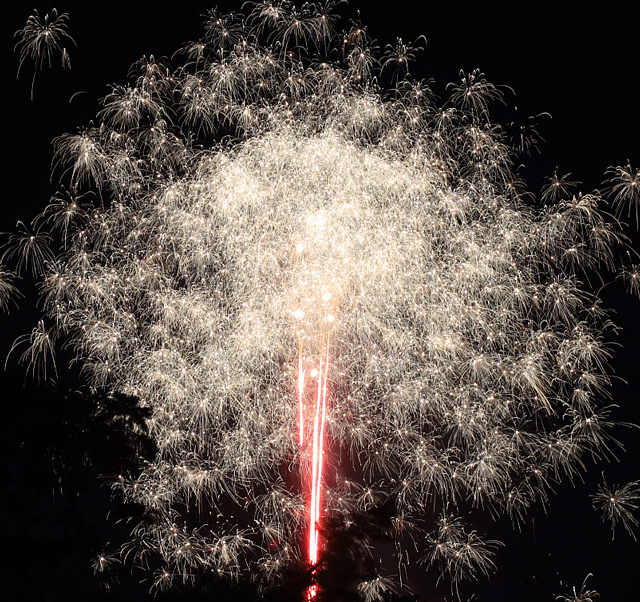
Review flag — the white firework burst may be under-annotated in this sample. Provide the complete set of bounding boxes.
[6,1,638,597]
[14,8,76,100]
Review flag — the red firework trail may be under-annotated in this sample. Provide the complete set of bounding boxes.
[298,335,331,599]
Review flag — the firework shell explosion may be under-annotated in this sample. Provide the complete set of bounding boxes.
[7,2,640,598]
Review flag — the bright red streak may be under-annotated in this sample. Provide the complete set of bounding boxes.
[299,337,330,600]
[298,343,305,446]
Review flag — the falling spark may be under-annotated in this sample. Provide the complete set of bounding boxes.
[13,8,76,100]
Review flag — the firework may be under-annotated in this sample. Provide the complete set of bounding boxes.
[6,2,639,598]
[14,8,75,100]
[555,573,599,602]
[592,477,640,540]
[0,266,22,313]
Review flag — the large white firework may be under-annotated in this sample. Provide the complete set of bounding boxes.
[7,1,639,597]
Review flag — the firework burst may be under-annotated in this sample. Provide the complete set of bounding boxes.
[6,2,639,598]
[14,8,75,100]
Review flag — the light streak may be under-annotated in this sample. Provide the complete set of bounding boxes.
[294,265,334,597]
[308,340,330,563]
[302,339,330,600]
[298,341,305,446]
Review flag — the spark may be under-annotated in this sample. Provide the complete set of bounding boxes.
[0,266,22,313]
[556,573,600,602]
[13,8,76,100]
[592,477,640,540]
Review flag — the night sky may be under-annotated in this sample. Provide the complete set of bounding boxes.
[1,2,639,601]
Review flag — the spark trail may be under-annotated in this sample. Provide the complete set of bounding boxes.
[292,242,335,587]
[293,229,335,600]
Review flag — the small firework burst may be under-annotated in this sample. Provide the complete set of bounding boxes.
[14,8,76,100]
[592,477,640,539]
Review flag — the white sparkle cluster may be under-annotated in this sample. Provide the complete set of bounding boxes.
[23,1,638,594]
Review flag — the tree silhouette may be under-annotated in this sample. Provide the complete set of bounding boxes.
[0,371,154,600]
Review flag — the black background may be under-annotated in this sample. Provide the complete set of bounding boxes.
[1,2,639,601]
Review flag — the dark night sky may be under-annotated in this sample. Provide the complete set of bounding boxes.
[1,2,639,601]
